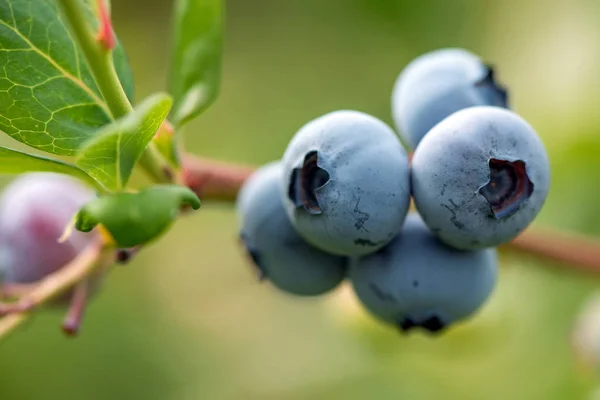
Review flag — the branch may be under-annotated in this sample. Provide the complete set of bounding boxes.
[182,154,255,202]
[503,228,600,275]
[0,238,113,342]
[62,279,91,336]
[180,152,600,274]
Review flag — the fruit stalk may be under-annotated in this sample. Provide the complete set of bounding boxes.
[0,239,113,342]
[181,152,600,273]
[62,279,91,336]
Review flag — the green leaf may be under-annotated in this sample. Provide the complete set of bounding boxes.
[75,92,173,191]
[0,0,134,156]
[0,145,103,191]
[168,0,224,127]
[75,185,201,247]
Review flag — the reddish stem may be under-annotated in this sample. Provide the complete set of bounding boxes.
[0,299,34,317]
[0,283,35,300]
[62,279,90,337]
[0,239,108,341]
[181,152,600,274]
[182,154,255,202]
[504,228,600,274]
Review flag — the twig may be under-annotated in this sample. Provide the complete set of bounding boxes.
[0,283,35,300]
[62,279,91,337]
[0,154,595,343]
[0,239,112,342]
[181,152,600,274]
[182,154,255,202]
[504,227,600,274]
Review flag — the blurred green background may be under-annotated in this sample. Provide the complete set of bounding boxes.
[2,0,600,399]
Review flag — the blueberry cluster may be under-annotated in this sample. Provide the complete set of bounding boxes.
[237,47,551,334]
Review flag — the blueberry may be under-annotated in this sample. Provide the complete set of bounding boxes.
[391,48,508,150]
[349,213,498,334]
[236,161,347,296]
[411,106,550,250]
[281,110,411,256]
[0,173,99,285]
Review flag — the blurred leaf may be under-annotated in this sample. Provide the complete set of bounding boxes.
[168,0,223,128]
[0,145,102,190]
[0,0,134,156]
[75,93,172,191]
[75,185,200,247]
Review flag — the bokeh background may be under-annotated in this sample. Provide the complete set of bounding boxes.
[2,0,600,399]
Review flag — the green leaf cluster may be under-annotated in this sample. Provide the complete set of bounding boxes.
[0,0,222,246]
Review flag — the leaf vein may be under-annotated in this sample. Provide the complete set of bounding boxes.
[0,19,110,117]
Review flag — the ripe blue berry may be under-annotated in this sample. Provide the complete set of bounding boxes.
[411,106,550,250]
[349,213,498,334]
[237,162,347,296]
[391,48,508,150]
[0,173,98,284]
[281,110,411,256]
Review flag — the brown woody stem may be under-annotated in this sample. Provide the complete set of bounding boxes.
[0,239,113,342]
[0,283,35,300]
[503,227,600,274]
[0,153,595,343]
[182,154,255,202]
[62,279,91,337]
[181,152,600,274]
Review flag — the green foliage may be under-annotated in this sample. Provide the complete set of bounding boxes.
[168,0,223,128]
[75,185,201,247]
[0,145,102,190]
[0,0,134,156]
[75,92,172,191]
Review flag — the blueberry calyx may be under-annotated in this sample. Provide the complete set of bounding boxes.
[287,150,331,215]
[397,315,446,334]
[398,317,417,332]
[420,315,446,334]
[475,65,509,108]
[478,158,534,219]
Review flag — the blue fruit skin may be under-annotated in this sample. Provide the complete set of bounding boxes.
[391,48,508,150]
[349,213,498,333]
[0,173,98,285]
[411,106,550,250]
[281,110,411,257]
[237,162,347,296]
